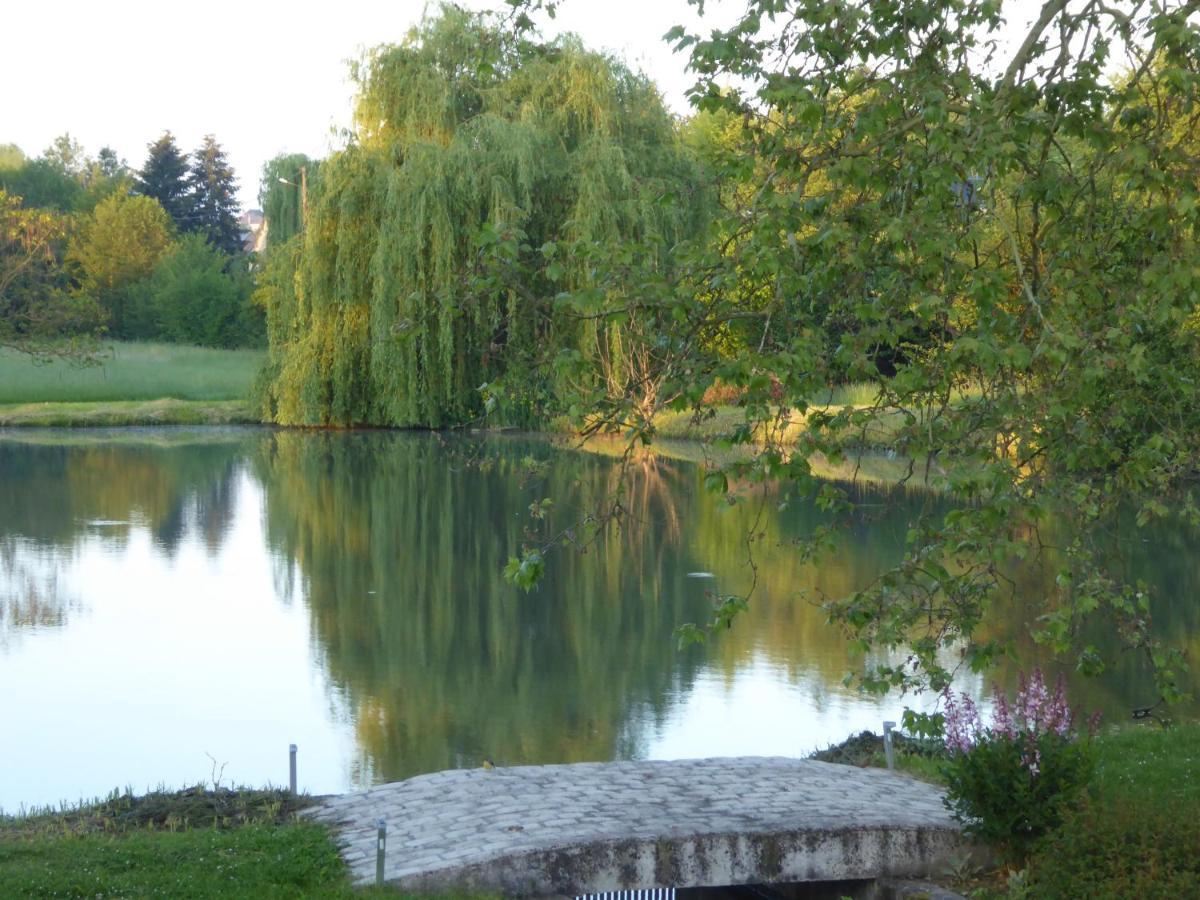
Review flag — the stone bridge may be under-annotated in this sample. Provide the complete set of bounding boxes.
[306,757,973,897]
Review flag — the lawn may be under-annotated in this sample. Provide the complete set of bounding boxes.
[0,786,488,898]
[0,341,264,404]
[1021,723,1200,898]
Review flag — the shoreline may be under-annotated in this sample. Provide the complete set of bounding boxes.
[0,400,924,488]
[0,398,259,427]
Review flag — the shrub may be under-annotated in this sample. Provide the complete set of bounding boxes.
[127,234,263,348]
[940,669,1095,863]
[701,378,746,406]
[1025,795,1200,899]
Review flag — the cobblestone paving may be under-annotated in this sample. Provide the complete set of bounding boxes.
[308,757,959,889]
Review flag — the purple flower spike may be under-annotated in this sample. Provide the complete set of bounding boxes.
[992,684,1014,739]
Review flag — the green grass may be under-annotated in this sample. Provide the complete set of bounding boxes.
[0,398,258,427]
[817,724,1200,898]
[0,341,264,404]
[1020,724,1200,899]
[0,786,491,898]
[809,729,949,783]
[557,384,912,453]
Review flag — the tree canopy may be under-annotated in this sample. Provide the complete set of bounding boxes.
[259,153,318,249]
[67,191,175,336]
[258,5,709,427]
[0,189,101,354]
[187,135,242,256]
[489,0,1200,703]
[135,132,192,230]
[133,233,259,348]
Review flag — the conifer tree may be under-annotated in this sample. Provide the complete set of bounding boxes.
[135,132,191,231]
[187,135,242,257]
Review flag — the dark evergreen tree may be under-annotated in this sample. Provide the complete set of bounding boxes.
[187,135,242,257]
[135,132,191,231]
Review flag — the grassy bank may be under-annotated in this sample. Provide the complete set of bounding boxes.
[0,398,257,427]
[1021,723,1200,898]
[0,341,264,426]
[0,786,484,898]
[553,382,916,459]
[817,723,1200,898]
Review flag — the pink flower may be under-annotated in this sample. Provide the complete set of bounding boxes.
[1017,668,1051,732]
[942,688,983,754]
[991,685,1014,740]
[943,670,1090,763]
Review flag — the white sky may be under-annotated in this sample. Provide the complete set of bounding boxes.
[3,0,1047,210]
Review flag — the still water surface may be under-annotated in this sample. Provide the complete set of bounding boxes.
[0,428,1194,810]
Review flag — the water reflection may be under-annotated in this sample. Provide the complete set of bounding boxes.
[0,539,78,652]
[0,433,249,656]
[0,427,1195,810]
[253,432,715,783]
[0,434,244,557]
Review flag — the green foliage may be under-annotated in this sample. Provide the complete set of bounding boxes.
[260,153,318,248]
[95,146,128,181]
[503,548,545,591]
[0,143,24,170]
[128,234,262,348]
[135,131,192,230]
[0,189,101,354]
[0,135,129,214]
[0,156,83,211]
[68,191,175,335]
[504,0,1200,698]
[943,730,1094,864]
[259,5,707,427]
[187,134,242,256]
[940,672,1096,863]
[1024,724,1200,899]
[1,785,309,834]
[809,729,948,784]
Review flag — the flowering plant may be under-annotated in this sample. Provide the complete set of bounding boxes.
[941,669,1096,862]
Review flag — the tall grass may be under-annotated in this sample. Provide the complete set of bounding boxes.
[0,342,264,404]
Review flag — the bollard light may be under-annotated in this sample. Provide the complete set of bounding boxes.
[376,819,388,885]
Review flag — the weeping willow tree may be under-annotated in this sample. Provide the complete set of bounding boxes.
[259,153,319,250]
[259,5,708,427]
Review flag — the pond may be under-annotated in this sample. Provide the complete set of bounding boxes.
[0,427,1193,810]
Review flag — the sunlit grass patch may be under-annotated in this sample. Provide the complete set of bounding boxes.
[0,398,257,426]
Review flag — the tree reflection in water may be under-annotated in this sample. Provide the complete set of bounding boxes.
[0,429,1195,793]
